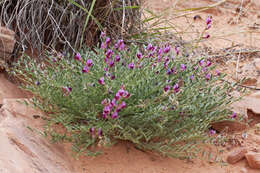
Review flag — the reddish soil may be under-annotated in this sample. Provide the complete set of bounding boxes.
[0,73,259,172]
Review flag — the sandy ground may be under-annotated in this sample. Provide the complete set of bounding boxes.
[144,0,260,50]
[0,73,259,173]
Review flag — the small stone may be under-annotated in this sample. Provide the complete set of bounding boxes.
[245,152,260,169]
[254,59,260,72]
[211,121,247,133]
[252,148,258,152]
[242,132,248,140]
[256,123,260,131]
[0,26,15,59]
[240,167,247,173]
[227,147,247,164]
[32,115,41,119]
[242,78,257,86]
[226,145,232,151]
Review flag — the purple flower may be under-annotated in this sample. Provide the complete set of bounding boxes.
[157,57,162,62]
[206,60,211,67]
[111,111,118,119]
[101,42,107,49]
[231,112,237,119]
[105,37,111,45]
[171,67,176,73]
[114,43,119,49]
[62,86,72,96]
[128,63,135,69]
[116,107,121,112]
[148,52,154,58]
[166,70,172,75]
[137,52,142,59]
[103,105,111,114]
[82,66,89,73]
[100,32,106,38]
[114,40,125,51]
[164,62,169,69]
[205,73,211,81]
[102,113,108,119]
[74,53,81,61]
[204,33,210,39]
[97,128,102,136]
[111,98,117,106]
[216,70,220,76]
[163,46,171,53]
[104,67,108,72]
[209,129,216,135]
[119,101,126,109]
[65,86,72,93]
[206,16,212,25]
[157,48,163,56]
[206,23,211,30]
[101,99,108,105]
[52,58,57,63]
[202,67,207,72]
[115,93,121,101]
[89,127,95,134]
[117,89,125,96]
[98,77,105,85]
[86,59,93,67]
[190,75,194,80]
[111,74,115,80]
[173,84,179,93]
[115,55,120,62]
[164,57,170,62]
[147,43,155,51]
[119,41,125,51]
[108,60,115,68]
[199,60,205,66]
[106,49,113,59]
[35,81,40,86]
[164,85,171,92]
[175,46,180,55]
[180,64,186,71]
[123,91,130,98]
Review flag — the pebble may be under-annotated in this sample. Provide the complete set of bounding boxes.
[227,147,247,164]
[245,152,260,169]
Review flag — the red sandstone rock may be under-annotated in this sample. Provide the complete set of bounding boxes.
[211,121,247,133]
[227,147,247,164]
[0,26,15,58]
[245,152,260,169]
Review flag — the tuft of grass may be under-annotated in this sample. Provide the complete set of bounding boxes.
[0,0,142,58]
[12,35,237,158]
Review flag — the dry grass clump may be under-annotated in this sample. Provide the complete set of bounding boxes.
[0,0,142,57]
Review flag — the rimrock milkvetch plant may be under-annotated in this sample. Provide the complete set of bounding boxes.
[13,32,237,158]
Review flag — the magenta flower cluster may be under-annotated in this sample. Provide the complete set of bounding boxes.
[101,37,111,49]
[231,112,237,119]
[199,59,213,81]
[89,127,102,138]
[114,39,125,51]
[62,86,72,96]
[101,86,130,119]
[82,59,93,73]
[204,16,212,39]
[74,53,81,61]
[163,83,180,93]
